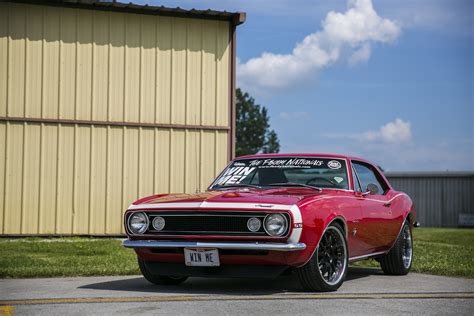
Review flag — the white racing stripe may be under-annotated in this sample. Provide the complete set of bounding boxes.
[288,205,303,243]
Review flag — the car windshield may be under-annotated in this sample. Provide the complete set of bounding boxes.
[210,157,350,190]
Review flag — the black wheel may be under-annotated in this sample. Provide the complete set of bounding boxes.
[138,258,188,285]
[296,223,348,292]
[380,221,413,275]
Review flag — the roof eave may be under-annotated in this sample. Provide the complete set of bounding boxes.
[5,0,246,26]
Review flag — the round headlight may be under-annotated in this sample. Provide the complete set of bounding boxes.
[152,216,166,231]
[247,217,261,232]
[128,212,149,234]
[264,213,288,237]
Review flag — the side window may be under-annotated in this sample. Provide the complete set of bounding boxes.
[352,162,387,195]
[351,167,362,192]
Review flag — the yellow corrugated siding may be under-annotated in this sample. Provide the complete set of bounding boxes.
[25,5,43,118]
[76,10,93,121]
[39,124,58,234]
[22,123,41,234]
[0,4,230,124]
[156,17,172,124]
[43,7,61,119]
[0,123,4,234]
[0,6,7,117]
[106,126,125,234]
[0,3,231,235]
[56,125,75,234]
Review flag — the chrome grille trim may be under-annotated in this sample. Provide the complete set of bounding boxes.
[125,210,291,237]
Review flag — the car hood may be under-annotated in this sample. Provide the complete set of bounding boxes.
[131,188,328,208]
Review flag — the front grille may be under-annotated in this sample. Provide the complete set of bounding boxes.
[130,211,290,237]
[154,215,262,234]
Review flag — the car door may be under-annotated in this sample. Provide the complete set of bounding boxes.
[344,165,369,258]
[352,161,398,253]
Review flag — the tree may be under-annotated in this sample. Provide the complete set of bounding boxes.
[262,130,280,154]
[235,88,280,156]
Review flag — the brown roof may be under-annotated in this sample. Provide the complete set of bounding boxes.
[7,0,246,25]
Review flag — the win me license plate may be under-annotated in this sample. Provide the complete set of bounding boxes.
[184,248,220,267]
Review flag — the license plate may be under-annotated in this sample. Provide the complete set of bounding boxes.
[184,248,220,267]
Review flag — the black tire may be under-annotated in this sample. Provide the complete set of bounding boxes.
[380,221,413,275]
[296,222,348,292]
[138,258,188,285]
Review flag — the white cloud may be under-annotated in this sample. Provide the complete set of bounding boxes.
[237,0,401,93]
[370,118,412,143]
[326,118,412,144]
[348,43,372,65]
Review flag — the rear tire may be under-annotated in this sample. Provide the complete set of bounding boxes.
[296,222,348,292]
[138,258,188,285]
[380,221,413,275]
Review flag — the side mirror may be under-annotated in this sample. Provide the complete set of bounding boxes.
[365,183,379,195]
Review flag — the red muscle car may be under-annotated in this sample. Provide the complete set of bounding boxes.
[123,154,418,291]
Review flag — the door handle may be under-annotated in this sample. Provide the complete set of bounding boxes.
[383,202,391,207]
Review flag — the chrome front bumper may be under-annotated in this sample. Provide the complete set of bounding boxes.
[123,239,306,251]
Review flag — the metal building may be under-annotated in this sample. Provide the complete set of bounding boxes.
[386,172,474,228]
[0,0,245,235]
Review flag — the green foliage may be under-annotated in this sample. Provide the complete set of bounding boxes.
[263,129,280,154]
[236,88,280,157]
[352,228,474,278]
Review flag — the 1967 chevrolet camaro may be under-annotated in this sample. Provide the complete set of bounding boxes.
[123,154,418,292]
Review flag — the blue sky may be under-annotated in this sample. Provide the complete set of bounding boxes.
[138,0,473,171]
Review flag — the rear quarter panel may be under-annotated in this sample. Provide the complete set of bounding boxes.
[387,190,415,235]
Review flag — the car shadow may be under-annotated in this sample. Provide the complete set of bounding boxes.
[79,266,383,295]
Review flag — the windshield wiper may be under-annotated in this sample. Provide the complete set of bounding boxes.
[213,183,263,190]
[267,182,322,192]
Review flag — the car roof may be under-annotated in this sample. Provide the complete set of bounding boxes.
[231,153,392,190]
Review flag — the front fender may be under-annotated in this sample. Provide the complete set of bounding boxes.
[284,199,349,267]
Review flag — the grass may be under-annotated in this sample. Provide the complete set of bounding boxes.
[0,238,139,278]
[352,228,474,278]
[0,228,473,278]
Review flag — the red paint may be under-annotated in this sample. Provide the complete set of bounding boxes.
[125,153,415,268]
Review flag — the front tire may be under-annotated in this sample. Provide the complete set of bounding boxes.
[379,221,413,275]
[138,258,188,285]
[296,222,348,292]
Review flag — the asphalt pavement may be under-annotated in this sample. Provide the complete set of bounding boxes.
[1,267,473,315]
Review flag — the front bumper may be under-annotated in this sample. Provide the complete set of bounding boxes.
[123,239,306,251]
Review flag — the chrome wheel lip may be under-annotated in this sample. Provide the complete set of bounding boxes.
[316,226,348,286]
[402,224,413,269]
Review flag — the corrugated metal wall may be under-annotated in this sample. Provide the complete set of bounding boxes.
[386,172,474,227]
[0,2,231,235]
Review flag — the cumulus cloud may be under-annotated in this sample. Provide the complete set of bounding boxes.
[325,118,412,144]
[362,118,412,143]
[237,0,401,92]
